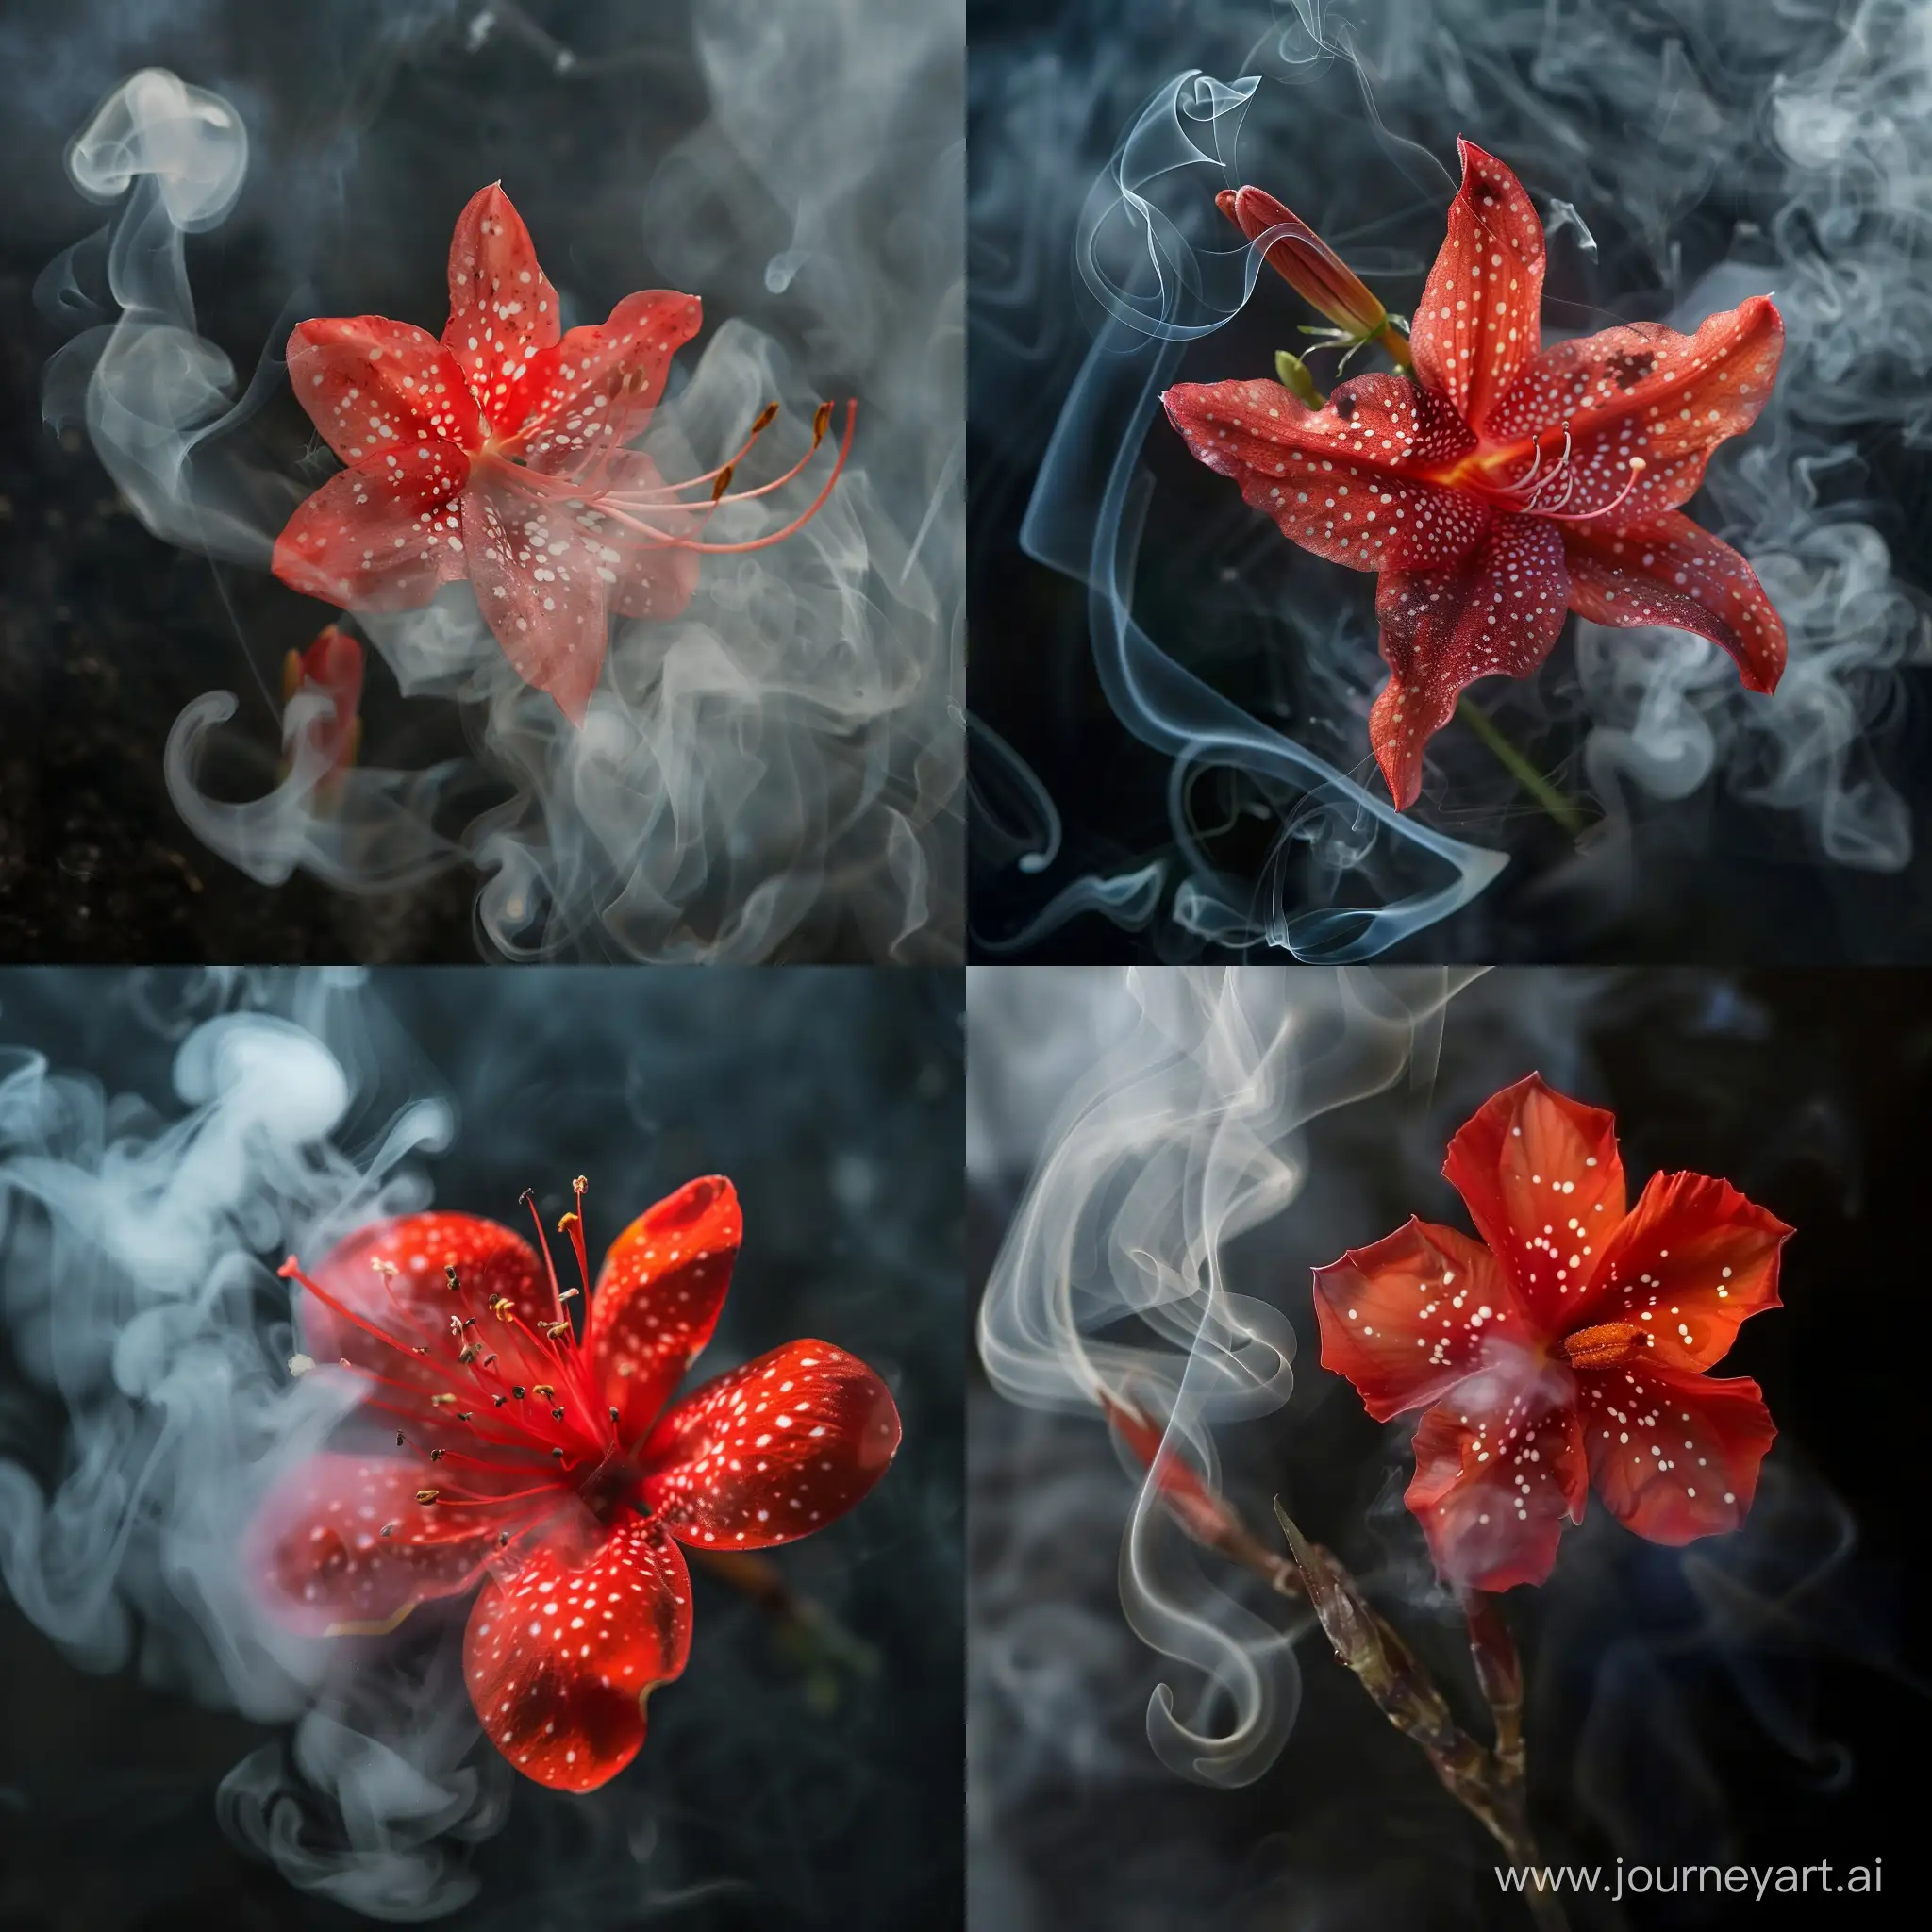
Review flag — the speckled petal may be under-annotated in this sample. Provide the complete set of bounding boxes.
[1406,1391,1588,1591]
[460,475,617,725]
[497,289,704,472]
[1312,1217,1526,1422]
[1563,511,1787,693]
[271,444,468,613]
[589,1177,742,1444]
[1488,299,1783,518]
[287,1210,564,1419]
[641,1340,901,1551]
[250,1451,541,1638]
[1369,511,1570,808]
[463,1513,691,1791]
[1571,1171,1790,1372]
[442,184,561,424]
[286,315,483,463]
[1441,1074,1627,1327]
[1579,1361,1775,1546]
[1409,140,1547,434]
[1162,373,1486,573]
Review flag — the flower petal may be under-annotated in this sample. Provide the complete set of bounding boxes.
[1162,374,1487,573]
[1369,510,1569,808]
[460,475,617,724]
[1562,511,1786,693]
[442,183,561,418]
[498,289,704,472]
[249,1451,532,1637]
[589,1177,742,1443]
[463,1513,691,1791]
[641,1340,901,1550]
[577,448,705,623]
[1573,1170,1790,1371]
[1409,140,1547,435]
[287,315,483,463]
[272,444,469,613]
[1488,299,1783,517]
[1579,1361,1775,1545]
[289,1211,563,1419]
[1442,1074,1626,1327]
[1406,1392,1588,1591]
[1311,1217,1525,1422]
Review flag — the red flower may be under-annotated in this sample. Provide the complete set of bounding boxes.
[272,184,855,725]
[1311,1075,1787,1591]
[251,1175,901,1791]
[1164,141,1786,808]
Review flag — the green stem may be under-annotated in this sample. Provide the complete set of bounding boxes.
[1455,698,1588,840]
[1373,320,1414,371]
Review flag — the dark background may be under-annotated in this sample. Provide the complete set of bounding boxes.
[969,968,1924,1930]
[967,0,1932,965]
[0,965,964,1931]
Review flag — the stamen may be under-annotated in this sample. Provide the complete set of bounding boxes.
[1547,457,1648,523]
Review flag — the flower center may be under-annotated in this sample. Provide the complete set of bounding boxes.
[1558,1321,1650,1371]
[1424,424,1646,523]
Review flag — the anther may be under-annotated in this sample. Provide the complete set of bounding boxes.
[711,464,735,503]
[751,403,779,433]
[609,1407,621,1424]
[812,400,833,443]
[496,1530,511,1547]
[532,1384,555,1400]
[489,1296,515,1320]
[394,1431,406,1447]
[551,1407,566,1422]
[430,1392,457,1407]
[429,1447,445,1462]
[541,1320,572,1340]
[416,1489,440,1505]
[444,1264,462,1292]
[380,1523,397,1539]
[512,1385,526,1400]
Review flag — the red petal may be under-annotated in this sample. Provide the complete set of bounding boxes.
[460,475,617,724]
[589,1177,742,1443]
[289,1211,564,1420]
[1161,374,1488,572]
[1409,140,1546,435]
[1406,1391,1588,1591]
[1441,1074,1626,1330]
[1563,511,1786,692]
[1579,1361,1775,1545]
[463,1513,691,1791]
[248,1451,535,1637]
[287,315,482,463]
[601,451,703,622]
[441,184,561,420]
[271,445,468,613]
[1488,299,1783,517]
[1311,1218,1525,1422]
[641,1339,901,1550]
[498,289,704,471]
[1369,511,1569,808]
[1571,1170,1790,1371]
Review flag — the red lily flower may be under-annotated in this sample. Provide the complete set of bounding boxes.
[1311,1075,1787,1591]
[272,184,855,725]
[251,1175,901,1791]
[1165,141,1787,808]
